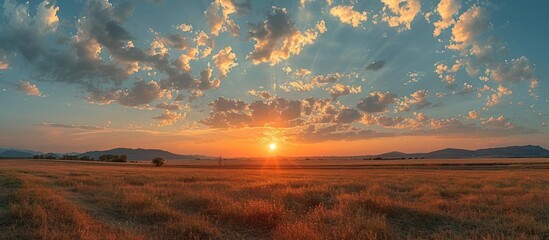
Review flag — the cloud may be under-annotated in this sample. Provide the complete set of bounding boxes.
[356,91,397,113]
[292,123,390,143]
[380,0,421,31]
[248,90,273,100]
[396,90,431,112]
[327,83,361,101]
[295,68,312,77]
[156,102,182,111]
[468,110,479,120]
[212,46,238,77]
[448,5,489,51]
[482,115,512,128]
[334,108,362,124]
[365,61,385,71]
[246,7,325,65]
[0,54,8,69]
[177,23,193,32]
[201,96,365,129]
[204,0,245,36]
[152,110,184,126]
[487,56,538,84]
[485,85,511,107]
[282,72,344,93]
[2,0,222,111]
[433,0,461,36]
[16,80,45,97]
[434,62,460,86]
[39,123,104,130]
[330,5,367,27]
[209,96,248,112]
[117,80,164,107]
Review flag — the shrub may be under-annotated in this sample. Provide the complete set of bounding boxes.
[152,157,165,167]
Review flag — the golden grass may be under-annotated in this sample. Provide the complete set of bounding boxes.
[0,159,548,239]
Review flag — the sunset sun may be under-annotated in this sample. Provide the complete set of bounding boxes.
[269,143,277,151]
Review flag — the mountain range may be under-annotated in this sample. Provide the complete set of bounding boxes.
[77,148,207,160]
[0,147,208,160]
[361,145,549,159]
[1,145,548,160]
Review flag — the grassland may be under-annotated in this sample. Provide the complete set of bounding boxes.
[0,159,548,239]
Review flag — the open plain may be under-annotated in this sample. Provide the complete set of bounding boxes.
[0,159,548,240]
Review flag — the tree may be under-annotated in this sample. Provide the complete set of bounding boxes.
[152,157,165,167]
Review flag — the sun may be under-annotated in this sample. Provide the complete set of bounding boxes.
[269,142,277,151]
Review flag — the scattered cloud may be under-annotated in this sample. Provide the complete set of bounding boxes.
[212,46,238,77]
[246,7,325,65]
[365,61,385,71]
[433,0,461,36]
[380,0,421,31]
[448,5,489,51]
[330,5,367,27]
[16,80,45,97]
[152,110,184,126]
[356,91,397,113]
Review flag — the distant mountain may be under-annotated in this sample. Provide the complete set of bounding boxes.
[0,150,35,158]
[0,148,43,156]
[79,148,207,160]
[364,145,549,159]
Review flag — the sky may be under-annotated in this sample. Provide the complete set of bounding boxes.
[0,0,548,157]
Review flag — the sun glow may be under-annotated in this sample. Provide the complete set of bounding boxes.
[269,142,277,151]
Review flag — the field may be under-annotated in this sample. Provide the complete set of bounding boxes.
[0,159,548,240]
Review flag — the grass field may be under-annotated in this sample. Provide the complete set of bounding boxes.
[0,159,548,239]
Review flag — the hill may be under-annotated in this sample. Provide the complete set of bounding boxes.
[364,145,549,159]
[78,148,206,160]
[0,150,35,158]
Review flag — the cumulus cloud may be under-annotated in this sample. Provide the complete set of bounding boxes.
[327,83,361,100]
[356,91,397,113]
[16,80,45,97]
[212,46,238,77]
[246,7,325,65]
[434,62,460,86]
[433,0,461,36]
[204,0,249,36]
[448,5,489,51]
[292,123,388,143]
[330,5,367,27]
[335,108,362,124]
[209,96,248,112]
[365,61,385,71]
[117,80,164,107]
[282,72,344,93]
[152,110,184,126]
[248,90,273,100]
[482,115,512,128]
[486,85,511,107]
[396,90,431,111]
[201,96,367,129]
[468,110,479,120]
[487,56,538,84]
[177,23,193,32]
[380,0,421,31]
[156,102,182,111]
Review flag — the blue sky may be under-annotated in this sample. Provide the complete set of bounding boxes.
[0,0,547,156]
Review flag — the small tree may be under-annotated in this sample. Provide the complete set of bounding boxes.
[152,157,165,167]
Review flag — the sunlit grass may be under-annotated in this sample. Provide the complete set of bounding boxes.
[0,160,548,239]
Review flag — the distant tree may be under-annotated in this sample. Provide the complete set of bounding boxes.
[152,157,165,167]
[98,154,127,162]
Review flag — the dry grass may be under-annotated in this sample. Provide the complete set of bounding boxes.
[0,159,548,239]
